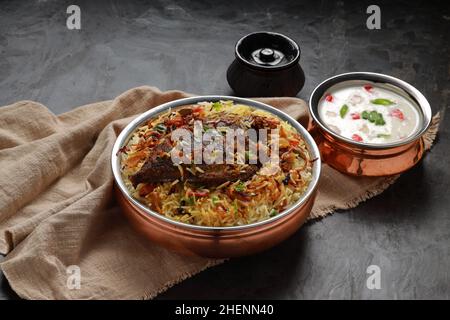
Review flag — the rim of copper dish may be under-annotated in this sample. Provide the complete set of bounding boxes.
[111,96,321,232]
[309,72,432,150]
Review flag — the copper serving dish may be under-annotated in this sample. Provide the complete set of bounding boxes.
[111,96,321,258]
[309,72,432,176]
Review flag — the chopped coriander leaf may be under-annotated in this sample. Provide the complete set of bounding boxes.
[212,102,222,111]
[183,196,195,206]
[270,209,278,217]
[245,150,257,163]
[339,104,349,118]
[370,98,394,106]
[211,196,219,205]
[234,181,245,192]
[155,123,167,133]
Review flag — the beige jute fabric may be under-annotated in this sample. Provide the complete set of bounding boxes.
[0,86,439,299]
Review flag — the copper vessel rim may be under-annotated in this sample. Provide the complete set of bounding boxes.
[309,72,432,150]
[111,95,321,232]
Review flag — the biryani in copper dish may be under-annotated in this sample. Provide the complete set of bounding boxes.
[118,101,313,227]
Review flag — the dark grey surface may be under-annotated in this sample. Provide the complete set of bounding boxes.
[0,0,449,300]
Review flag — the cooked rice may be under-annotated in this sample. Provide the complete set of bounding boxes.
[119,101,313,227]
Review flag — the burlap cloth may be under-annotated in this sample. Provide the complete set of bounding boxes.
[0,86,440,299]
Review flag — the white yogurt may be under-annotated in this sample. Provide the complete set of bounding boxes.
[318,81,421,144]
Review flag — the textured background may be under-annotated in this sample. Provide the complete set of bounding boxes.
[0,0,449,299]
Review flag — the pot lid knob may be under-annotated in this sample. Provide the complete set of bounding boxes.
[259,48,275,62]
[234,32,301,69]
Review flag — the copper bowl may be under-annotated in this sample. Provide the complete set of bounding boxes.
[309,72,432,176]
[111,96,321,258]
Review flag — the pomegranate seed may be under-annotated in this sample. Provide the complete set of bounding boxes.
[351,134,363,142]
[363,85,373,92]
[325,94,333,102]
[390,108,404,121]
[351,113,361,120]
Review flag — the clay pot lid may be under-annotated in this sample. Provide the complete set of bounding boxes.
[235,31,301,71]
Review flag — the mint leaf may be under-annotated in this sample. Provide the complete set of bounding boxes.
[363,110,385,125]
[375,116,386,125]
[369,111,378,122]
[362,111,370,120]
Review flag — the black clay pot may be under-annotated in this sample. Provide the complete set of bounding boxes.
[227,31,305,97]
